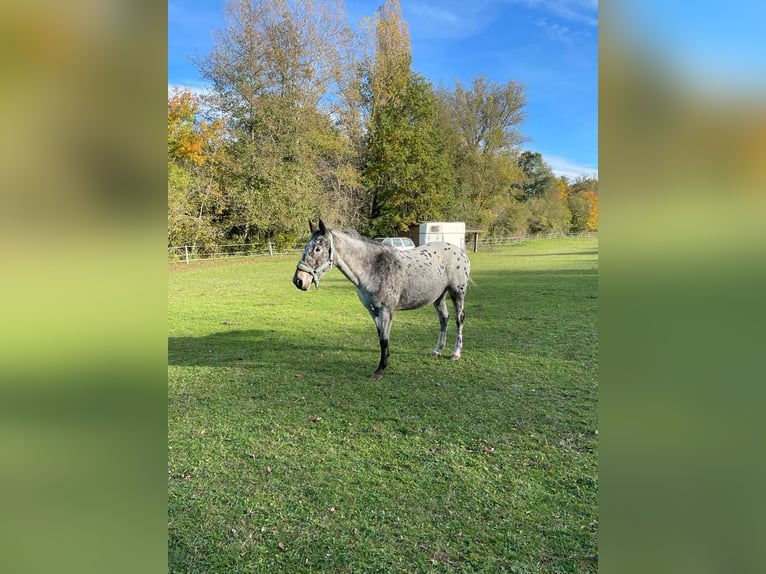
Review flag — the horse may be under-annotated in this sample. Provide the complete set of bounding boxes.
[292,219,471,380]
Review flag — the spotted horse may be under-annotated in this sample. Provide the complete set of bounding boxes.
[293,220,471,380]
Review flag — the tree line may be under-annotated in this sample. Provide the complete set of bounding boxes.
[168,0,597,253]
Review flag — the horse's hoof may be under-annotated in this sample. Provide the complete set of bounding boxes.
[371,371,384,380]
[450,354,461,361]
[431,352,440,358]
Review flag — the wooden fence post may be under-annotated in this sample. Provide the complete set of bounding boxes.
[184,245,189,263]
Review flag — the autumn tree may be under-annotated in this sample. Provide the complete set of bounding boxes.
[516,151,556,199]
[436,75,527,233]
[359,0,454,234]
[196,0,358,244]
[362,72,454,234]
[513,151,571,233]
[527,191,571,233]
[567,176,598,231]
[167,88,225,253]
[583,189,598,230]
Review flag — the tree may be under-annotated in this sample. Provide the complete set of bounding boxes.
[359,0,453,235]
[447,75,526,154]
[363,72,453,234]
[567,192,592,232]
[167,88,225,252]
[196,0,357,243]
[583,189,598,230]
[360,0,411,118]
[516,150,556,199]
[436,75,527,232]
[567,176,598,231]
[527,190,571,234]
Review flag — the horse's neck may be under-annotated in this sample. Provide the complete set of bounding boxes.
[331,231,378,289]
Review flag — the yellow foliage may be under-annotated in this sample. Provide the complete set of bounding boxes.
[582,190,599,230]
[168,88,222,167]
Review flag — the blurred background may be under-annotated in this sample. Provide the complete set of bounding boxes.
[0,1,764,572]
[601,2,766,573]
[0,2,166,574]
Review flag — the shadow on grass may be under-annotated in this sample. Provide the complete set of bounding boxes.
[168,327,381,370]
[167,325,448,382]
[169,267,598,373]
[168,262,599,573]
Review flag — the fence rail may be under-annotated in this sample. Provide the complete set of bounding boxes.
[168,231,597,263]
[167,241,303,263]
[476,230,597,247]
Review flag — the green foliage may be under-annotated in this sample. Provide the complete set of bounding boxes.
[167,1,597,248]
[528,190,572,234]
[446,75,526,154]
[568,192,592,232]
[568,175,598,196]
[517,151,557,199]
[357,2,456,236]
[363,73,454,235]
[168,237,598,573]
[566,176,599,232]
[493,197,532,236]
[435,75,528,233]
[194,0,358,243]
[168,146,225,254]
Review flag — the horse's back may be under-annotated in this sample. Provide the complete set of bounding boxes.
[420,242,470,283]
[396,242,470,309]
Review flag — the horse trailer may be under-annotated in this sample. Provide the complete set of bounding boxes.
[418,222,466,249]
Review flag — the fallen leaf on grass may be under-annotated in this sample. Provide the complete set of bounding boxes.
[278,542,286,551]
[309,415,322,423]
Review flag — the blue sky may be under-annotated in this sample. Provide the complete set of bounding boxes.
[168,0,598,179]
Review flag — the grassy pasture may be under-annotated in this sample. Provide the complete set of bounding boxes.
[168,236,598,573]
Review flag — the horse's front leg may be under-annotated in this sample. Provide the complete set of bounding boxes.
[370,305,393,380]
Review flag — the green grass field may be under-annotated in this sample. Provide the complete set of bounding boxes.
[168,236,598,573]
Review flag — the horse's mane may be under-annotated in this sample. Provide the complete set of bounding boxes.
[341,228,386,248]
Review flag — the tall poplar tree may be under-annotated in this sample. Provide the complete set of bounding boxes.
[360,0,453,235]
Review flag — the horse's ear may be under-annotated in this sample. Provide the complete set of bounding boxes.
[309,220,317,234]
[319,219,328,235]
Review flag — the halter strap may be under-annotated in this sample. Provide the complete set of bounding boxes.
[296,231,334,288]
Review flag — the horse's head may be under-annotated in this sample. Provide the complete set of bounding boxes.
[293,219,335,290]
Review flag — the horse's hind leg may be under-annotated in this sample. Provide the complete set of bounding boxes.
[449,285,467,361]
[432,291,449,357]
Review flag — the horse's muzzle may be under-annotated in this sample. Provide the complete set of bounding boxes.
[293,270,310,291]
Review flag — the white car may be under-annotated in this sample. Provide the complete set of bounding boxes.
[374,237,416,250]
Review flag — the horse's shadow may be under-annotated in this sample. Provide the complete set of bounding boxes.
[168,328,373,369]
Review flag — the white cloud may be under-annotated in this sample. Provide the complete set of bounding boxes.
[506,0,598,27]
[408,1,496,39]
[168,82,213,97]
[405,0,597,42]
[543,153,598,179]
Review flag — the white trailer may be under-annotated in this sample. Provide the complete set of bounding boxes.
[418,222,466,249]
